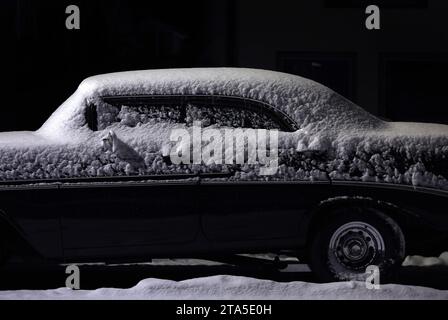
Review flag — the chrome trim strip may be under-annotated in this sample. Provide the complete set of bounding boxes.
[199,179,330,186]
[332,180,448,197]
[0,176,446,197]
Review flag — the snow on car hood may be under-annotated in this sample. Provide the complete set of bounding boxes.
[0,131,51,147]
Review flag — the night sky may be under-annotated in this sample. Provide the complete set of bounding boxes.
[1,0,447,131]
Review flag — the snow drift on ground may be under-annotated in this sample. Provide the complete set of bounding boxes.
[0,275,447,300]
[403,252,448,267]
[0,68,445,190]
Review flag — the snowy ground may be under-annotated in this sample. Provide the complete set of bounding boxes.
[0,254,447,300]
[403,252,448,267]
[1,274,448,300]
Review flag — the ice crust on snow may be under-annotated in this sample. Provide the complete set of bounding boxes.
[0,68,445,190]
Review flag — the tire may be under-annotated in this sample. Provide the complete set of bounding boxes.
[309,205,405,283]
[0,228,11,267]
[0,235,6,267]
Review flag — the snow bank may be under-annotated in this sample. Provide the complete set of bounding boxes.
[403,252,448,267]
[0,275,447,300]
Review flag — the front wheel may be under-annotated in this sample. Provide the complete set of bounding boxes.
[309,206,406,282]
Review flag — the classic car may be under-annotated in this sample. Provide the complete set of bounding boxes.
[0,68,447,282]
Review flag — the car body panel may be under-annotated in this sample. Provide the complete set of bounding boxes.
[1,178,446,261]
[0,68,446,263]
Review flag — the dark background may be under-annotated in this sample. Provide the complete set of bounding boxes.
[1,0,447,131]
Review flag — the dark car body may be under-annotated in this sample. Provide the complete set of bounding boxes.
[0,68,447,268]
[1,176,447,263]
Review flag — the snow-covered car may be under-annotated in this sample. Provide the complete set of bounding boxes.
[0,68,447,282]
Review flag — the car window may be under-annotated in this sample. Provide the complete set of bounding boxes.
[95,95,296,131]
[116,104,184,127]
[185,104,282,129]
[94,102,184,130]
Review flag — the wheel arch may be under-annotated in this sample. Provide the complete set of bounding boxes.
[303,196,412,255]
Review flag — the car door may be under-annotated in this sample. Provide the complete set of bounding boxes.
[186,97,310,246]
[199,182,308,244]
[60,96,200,260]
[60,180,200,259]
[0,185,63,259]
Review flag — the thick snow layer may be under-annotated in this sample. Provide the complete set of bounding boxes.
[0,68,445,190]
[0,275,447,300]
[326,122,448,189]
[38,68,382,137]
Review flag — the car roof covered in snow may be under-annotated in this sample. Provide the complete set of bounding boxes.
[82,68,382,131]
[40,68,383,136]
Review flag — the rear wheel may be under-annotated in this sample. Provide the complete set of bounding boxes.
[309,205,405,282]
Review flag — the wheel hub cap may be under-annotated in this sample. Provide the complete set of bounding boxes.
[329,221,385,272]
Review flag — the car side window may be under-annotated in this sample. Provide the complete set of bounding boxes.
[185,103,282,130]
[116,105,184,127]
[96,102,119,130]
[94,95,295,132]
[94,101,185,130]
